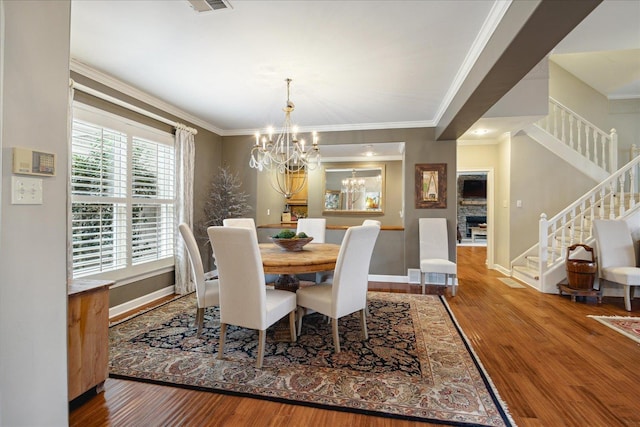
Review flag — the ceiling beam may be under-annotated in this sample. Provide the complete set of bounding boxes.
[436,0,603,141]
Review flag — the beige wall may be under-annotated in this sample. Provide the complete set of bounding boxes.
[509,131,596,260]
[550,61,640,163]
[549,61,609,132]
[1,0,70,423]
[496,135,512,270]
[609,98,640,158]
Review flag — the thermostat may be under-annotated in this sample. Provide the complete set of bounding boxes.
[12,147,56,176]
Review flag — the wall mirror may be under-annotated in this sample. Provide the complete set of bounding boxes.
[323,164,385,214]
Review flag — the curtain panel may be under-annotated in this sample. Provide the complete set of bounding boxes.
[174,125,196,294]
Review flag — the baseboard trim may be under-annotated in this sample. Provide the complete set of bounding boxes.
[109,285,175,319]
[369,274,408,283]
[493,264,511,276]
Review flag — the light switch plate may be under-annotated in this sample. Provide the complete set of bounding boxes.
[11,176,43,204]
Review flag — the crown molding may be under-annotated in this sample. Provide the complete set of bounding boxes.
[225,120,436,137]
[432,0,512,125]
[70,59,224,135]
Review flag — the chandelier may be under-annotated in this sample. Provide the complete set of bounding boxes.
[341,169,366,210]
[249,78,320,199]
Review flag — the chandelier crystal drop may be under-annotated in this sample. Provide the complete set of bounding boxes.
[249,78,321,199]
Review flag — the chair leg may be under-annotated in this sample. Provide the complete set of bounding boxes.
[195,307,205,337]
[218,323,227,360]
[332,318,341,353]
[297,306,306,335]
[360,309,368,340]
[450,274,458,296]
[624,285,632,311]
[289,311,297,342]
[256,329,266,368]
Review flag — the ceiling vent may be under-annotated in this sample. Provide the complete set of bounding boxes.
[187,0,232,13]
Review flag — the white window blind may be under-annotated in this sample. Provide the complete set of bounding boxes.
[71,105,175,279]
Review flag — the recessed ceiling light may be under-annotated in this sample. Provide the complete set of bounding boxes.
[363,144,375,157]
[472,129,490,135]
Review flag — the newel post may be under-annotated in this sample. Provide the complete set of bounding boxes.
[609,128,618,172]
[539,213,548,276]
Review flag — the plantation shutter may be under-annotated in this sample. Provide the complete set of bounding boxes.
[71,120,128,276]
[70,108,176,279]
[131,137,175,264]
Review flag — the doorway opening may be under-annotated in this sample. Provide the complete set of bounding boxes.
[457,172,487,246]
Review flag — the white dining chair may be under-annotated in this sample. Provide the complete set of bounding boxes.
[207,226,297,368]
[593,219,640,311]
[296,224,380,353]
[179,223,220,337]
[362,219,381,227]
[419,218,457,296]
[223,217,258,238]
[296,218,326,242]
[223,217,279,284]
[296,218,327,283]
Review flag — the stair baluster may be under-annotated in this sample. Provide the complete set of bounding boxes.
[512,155,640,293]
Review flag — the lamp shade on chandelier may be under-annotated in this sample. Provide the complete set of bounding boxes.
[249,78,320,199]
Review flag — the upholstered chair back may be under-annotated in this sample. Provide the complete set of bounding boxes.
[296,218,326,243]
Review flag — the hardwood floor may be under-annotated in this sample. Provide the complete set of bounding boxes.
[70,246,640,426]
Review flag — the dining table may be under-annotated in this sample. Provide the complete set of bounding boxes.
[259,242,341,291]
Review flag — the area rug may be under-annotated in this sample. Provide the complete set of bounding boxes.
[588,315,640,344]
[109,292,515,426]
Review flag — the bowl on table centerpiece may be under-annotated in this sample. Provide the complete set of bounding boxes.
[270,230,314,252]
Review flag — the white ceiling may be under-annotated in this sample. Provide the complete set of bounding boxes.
[70,0,640,144]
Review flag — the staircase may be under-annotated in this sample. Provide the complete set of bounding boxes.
[511,98,640,293]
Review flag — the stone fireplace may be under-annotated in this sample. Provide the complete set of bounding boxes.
[465,215,487,237]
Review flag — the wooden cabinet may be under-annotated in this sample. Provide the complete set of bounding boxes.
[287,172,308,205]
[67,279,111,401]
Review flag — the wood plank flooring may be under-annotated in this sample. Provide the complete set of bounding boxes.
[70,246,640,426]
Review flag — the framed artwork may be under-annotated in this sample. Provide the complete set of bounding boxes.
[415,163,447,208]
[324,190,341,210]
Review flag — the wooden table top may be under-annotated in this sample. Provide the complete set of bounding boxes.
[259,243,340,275]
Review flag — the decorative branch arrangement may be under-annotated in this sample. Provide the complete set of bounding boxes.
[197,166,251,243]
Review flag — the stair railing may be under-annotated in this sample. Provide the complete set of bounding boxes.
[536,97,617,173]
[537,155,640,281]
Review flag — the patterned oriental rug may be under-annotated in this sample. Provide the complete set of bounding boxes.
[109,292,515,426]
[588,315,640,344]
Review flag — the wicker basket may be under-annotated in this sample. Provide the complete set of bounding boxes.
[565,244,597,290]
[270,236,314,252]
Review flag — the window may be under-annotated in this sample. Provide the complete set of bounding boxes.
[71,105,175,279]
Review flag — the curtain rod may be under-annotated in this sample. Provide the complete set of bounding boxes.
[70,79,198,135]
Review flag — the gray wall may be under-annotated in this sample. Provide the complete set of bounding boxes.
[223,128,458,276]
[0,1,70,424]
[310,160,401,227]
